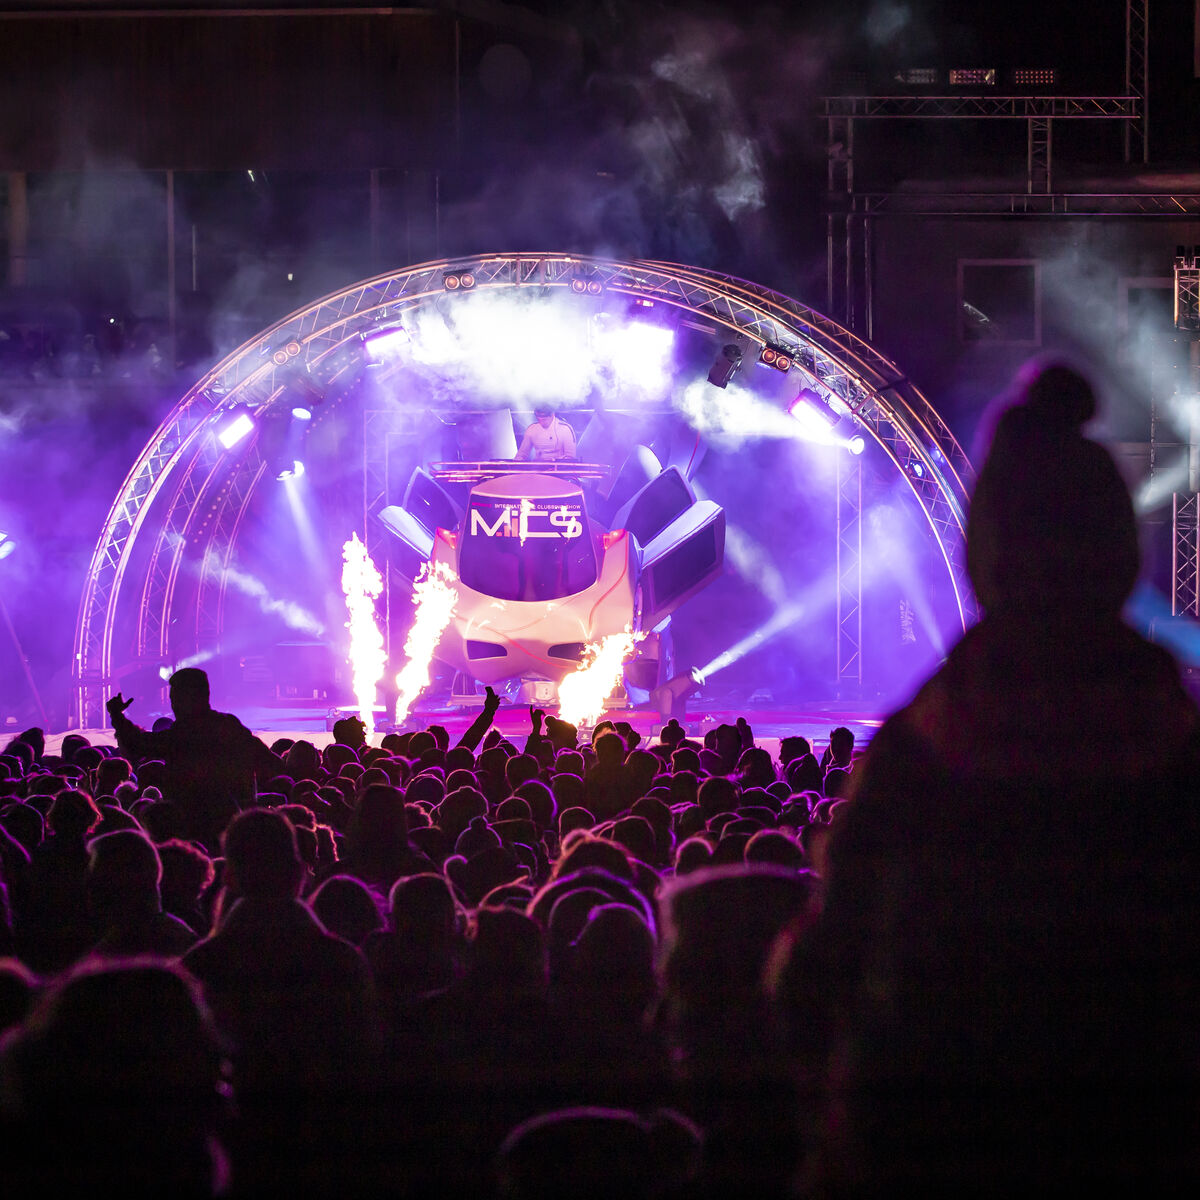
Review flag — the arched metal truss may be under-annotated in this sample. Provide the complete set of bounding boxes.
[73,253,976,728]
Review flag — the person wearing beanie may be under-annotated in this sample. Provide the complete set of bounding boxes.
[786,361,1200,1195]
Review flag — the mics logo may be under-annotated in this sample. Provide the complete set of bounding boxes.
[469,500,584,541]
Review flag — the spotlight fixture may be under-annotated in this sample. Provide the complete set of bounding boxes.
[707,343,744,389]
[271,339,303,366]
[651,669,703,723]
[847,435,866,456]
[788,388,837,430]
[276,459,305,481]
[443,271,476,291]
[0,530,14,561]
[758,345,793,373]
[291,406,313,421]
[949,68,996,86]
[570,274,604,295]
[363,324,411,364]
[217,410,256,450]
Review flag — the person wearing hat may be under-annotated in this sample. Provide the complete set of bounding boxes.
[785,361,1200,1194]
[515,406,576,462]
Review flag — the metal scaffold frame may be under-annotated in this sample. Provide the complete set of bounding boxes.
[1173,492,1200,617]
[73,253,976,728]
[836,454,863,688]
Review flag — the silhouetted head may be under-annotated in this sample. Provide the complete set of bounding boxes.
[167,668,211,719]
[331,716,367,750]
[310,874,384,944]
[967,360,1139,616]
[828,726,855,766]
[221,807,304,899]
[47,789,102,840]
[87,828,163,913]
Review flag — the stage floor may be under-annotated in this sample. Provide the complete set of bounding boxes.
[49,699,885,761]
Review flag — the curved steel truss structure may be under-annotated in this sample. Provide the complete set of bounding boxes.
[73,253,976,727]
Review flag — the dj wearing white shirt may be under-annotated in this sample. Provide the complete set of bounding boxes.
[515,407,577,462]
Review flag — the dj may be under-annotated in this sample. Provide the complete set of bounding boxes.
[515,406,576,462]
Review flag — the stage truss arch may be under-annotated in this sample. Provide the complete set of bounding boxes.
[73,253,976,728]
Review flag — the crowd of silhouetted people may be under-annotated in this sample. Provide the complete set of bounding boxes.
[0,694,860,1197]
[2,359,1200,1196]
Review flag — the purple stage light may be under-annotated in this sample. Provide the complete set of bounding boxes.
[787,389,839,442]
[593,313,675,390]
[363,325,411,364]
[217,411,255,450]
[606,321,674,385]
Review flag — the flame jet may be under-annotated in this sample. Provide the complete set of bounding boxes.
[557,629,641,728]
[341,533,386,736]
[394,561,459,727]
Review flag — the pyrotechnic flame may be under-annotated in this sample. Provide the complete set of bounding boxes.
[557,629,641,728]
[394,561,459,727]
[341,533,386,737]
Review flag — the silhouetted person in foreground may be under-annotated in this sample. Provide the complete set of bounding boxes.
[183,807,384,1193]
[788,362,1200,1194]
[107,668,278,852]
[0,957,229,1196]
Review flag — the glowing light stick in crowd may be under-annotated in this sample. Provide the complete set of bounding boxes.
[394,561,459,727]
[557,629,641,728]
[341,533,386,736]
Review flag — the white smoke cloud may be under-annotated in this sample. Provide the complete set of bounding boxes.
[673,377,804,448]
[207,554,326,637]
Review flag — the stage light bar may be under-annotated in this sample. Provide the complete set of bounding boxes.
[1012,68,1056,87]
[949,68,996,86]
[759,345,793,373]
[217,411,255,450]
[707,343,743,389]
[362,324,411,364]
[443,271,476,291]
[570,274,604,295]
[895,67,938,85]
[788,388,837,430]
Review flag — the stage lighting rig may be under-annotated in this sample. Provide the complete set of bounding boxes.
[707,342,744,389]
[758,345,793,373]
[894,67,938,85]
[570,272,604,296]
[651,669,703,723]
[1011,68,1056,87]
[443,270,476,290]
[949,68,995,86]
[217,410,255,450]
[271,338,303,366]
